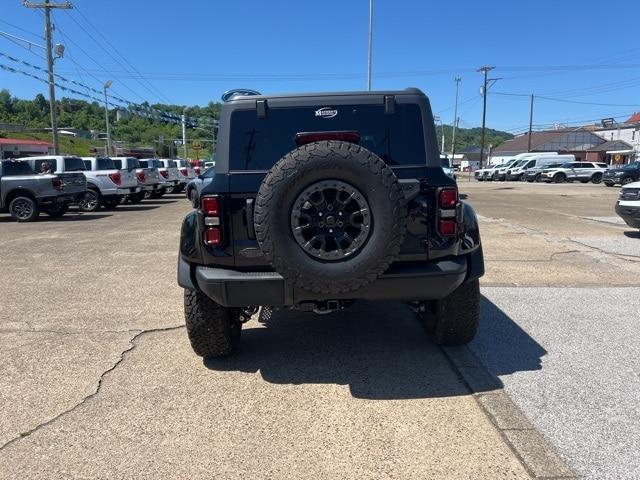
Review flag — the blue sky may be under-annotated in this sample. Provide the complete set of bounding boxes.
[1,0,640,133]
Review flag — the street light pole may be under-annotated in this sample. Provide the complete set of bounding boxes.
[367,0,373,91]
[103,80,112,156]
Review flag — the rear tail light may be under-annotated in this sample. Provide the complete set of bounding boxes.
[194,167,201,175]
[180,168,188,176]
[136,171,146,183]
[201,196,220,216]
[439,220,457,236]
[52,176,63,191]
[201,195,222,246]
[160,170,169,179]
[437,187,458,236]
[438,188,458,209]
[108,172,122,186]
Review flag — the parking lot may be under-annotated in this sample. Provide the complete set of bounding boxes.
[1,182,638,479]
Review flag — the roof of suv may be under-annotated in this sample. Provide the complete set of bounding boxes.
[223,88,426,104]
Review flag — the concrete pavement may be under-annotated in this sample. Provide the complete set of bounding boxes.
[0,195,535,479]
[461,181,640,479]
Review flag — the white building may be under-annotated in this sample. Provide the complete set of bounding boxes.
[592,113,640,158]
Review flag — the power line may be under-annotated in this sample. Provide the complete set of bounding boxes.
[0,19,42,39]
[490,91,640,107]
[64,6,171,104]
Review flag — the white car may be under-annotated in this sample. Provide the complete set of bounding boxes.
[615,181,640,230]
[541,162,608,184]
[80,157,140,211]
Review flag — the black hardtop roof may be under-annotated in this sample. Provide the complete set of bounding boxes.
[224,87,426,103]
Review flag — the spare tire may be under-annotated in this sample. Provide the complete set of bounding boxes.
[255,140,407,294]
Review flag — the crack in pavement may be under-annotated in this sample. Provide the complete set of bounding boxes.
[0,324,184,452]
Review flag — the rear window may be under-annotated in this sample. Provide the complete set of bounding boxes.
[33,158,57,173]
[167,160,177,168]
[96,158,116,170]
[140,160,162,168]
[112,159,122,169]
[2,161,34,176]
[64,157,86,172]
[229,103,426,170]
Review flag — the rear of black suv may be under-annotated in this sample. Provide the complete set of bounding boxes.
[178,88,484,357]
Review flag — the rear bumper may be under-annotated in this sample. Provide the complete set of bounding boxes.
[179,248,484,307]
[116,186,140,196]
[616,202,640,228]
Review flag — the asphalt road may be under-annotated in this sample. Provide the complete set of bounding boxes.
[461,181,640,479]
[0,181,637,478]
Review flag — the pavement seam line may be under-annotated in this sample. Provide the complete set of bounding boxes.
[439,345,577,479]
[0,324,185,452]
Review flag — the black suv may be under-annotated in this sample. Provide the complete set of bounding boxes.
[603,161,640,187]
[177,88,484,358]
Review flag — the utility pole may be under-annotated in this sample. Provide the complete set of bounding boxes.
[103,80,112,156]
[477,65,495,168]
[527,94,534,152]
[367,0,373,91]
[451,76,461,158]
[23,1,73,155]
[181,109,188,159]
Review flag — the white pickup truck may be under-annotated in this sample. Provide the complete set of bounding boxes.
[79,157,140,211]
[111,157,162,203]
[174,159,196,189]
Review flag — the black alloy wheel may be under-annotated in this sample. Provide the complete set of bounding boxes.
[290,180,372,261]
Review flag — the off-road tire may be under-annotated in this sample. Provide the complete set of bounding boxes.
[254,140,407,294]
[418,279,480,346]
[9,195,40,222]
[184,289,241,358]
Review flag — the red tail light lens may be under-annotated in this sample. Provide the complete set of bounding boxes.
[194,167,201,175]
[180,168,188,176]
[439,188,458,208]
[204,228,222,246]
[136,171,146,183]
[201,196,220,216]
[201,196,222,246]
[51,176,63,191]
[108,172,122,186]
[439,219,457,236]
[160,170,169,179]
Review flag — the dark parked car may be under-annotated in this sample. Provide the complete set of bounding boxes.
[185,166,214,208]
[177,88,484,358]
[603,162,640,187]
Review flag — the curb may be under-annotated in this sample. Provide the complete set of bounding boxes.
[441,345,576,479]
